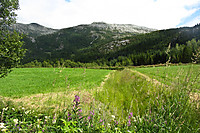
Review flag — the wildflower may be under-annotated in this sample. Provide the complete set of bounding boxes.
[13,119,18,124]
[130,112,133,117]
[3,107,8,111]
[68,117,72,120]
[114,120,118,125]
[107,123,111,128]
[52,119,56,124]
[111,115,115,119]
[0,123,6,129]
[128,119,131,126]
[79,109,82,113]
[74,95,80,103]
[133,117,136,122]
[68,112,71,117]
[99,119,103,123]
[25,110,30,115]
[90,110,94,115]
[52,114,57,124]
[88,116,91,120]
[18,126,21,131]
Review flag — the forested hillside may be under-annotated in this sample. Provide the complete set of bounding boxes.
[11,23,200,67]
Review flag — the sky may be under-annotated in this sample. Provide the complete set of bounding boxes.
[16,0,200,30]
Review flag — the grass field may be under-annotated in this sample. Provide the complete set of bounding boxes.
[0,65,199,132]
[135,64,200,92]
[0,68,111,98]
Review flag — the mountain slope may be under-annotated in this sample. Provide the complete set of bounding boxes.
[15,22,155,63]
[10,23,59,37]
[10,22,200,65]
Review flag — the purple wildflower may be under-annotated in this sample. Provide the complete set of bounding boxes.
[74,95,80,103]
[68,112,71,117]
[88,116,91,120]
[99,119,103,123]
[129,112,133,119]
[79,109,82,113]
[128,119,131,126]
[68,117,72,120]
[115,120,119,125]
[90,110,94,115]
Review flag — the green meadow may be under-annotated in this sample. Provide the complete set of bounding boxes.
[135,64,200,92]
[0,65,199,132]
[0,68,111,98]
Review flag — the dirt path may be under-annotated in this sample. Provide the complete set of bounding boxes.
[130,69,167,87]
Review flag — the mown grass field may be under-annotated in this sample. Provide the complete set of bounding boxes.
[0,68,111,98]
[135,64,200,92]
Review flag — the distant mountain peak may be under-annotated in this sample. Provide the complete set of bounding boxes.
[10,23,58,37]
[89,22,156,34]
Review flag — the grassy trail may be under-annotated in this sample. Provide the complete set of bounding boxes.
[130,69,166,87]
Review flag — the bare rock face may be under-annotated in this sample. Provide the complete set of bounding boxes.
[90,22,156,34]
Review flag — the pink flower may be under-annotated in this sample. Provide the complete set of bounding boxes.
[90,110,94,115]
[128,119,131,126]
[99,119,103,123]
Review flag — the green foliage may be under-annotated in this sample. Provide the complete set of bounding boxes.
[0,0,26,78]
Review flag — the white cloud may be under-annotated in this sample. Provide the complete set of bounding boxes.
[16,0,200,29]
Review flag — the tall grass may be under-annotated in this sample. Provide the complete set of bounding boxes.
[95,69,159,118]
[95,68,200,132]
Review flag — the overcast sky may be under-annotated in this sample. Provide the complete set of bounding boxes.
[16,0,200,30]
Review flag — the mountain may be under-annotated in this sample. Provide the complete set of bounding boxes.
[10,22,156,63]
[10,23,58,37]
[10,22,200,65]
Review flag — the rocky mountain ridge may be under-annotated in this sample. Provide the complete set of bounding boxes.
[90,22,156,34]
[11,22,156,38]
[10,23,59,37]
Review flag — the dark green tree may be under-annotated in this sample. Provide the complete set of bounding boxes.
[182,46,192,63]
[0,0,26,78]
